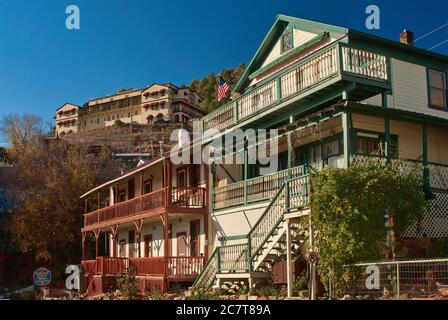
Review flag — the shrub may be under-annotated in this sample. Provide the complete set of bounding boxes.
[116,270,138,298]
[310,160,426,296]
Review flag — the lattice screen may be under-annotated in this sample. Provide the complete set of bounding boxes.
[403,191,448,238]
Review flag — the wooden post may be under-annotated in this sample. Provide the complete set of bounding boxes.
[81,232,87,260]
[423,123,430,191]
[110,225,118,257]
[162,212,169,290]
[385,117,391,164]
[93,229,100,258]
[140,173,144,196]
[97,192,100,209]
[342,110,351,168]
[204,164,209,259]
[286,219,292,298]
[134,220,143,258]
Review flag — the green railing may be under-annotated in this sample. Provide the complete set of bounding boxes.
[193,175,310,287]
[192,248,219,288]
[201,44,388,139]
[214,165,305,210]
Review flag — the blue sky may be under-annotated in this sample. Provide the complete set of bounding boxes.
[0,0,447,139]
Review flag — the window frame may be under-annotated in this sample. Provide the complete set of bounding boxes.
[280,30,294,54]
[354,129,399,158]
[427,68,448,110]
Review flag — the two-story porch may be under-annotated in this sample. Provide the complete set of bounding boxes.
[80,156,209,295]
[194,101,448,294]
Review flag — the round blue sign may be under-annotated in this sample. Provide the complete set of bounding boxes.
[33,267,51,287]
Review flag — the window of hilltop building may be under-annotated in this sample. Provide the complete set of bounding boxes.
[428,69,447,109]
[355,131,398,157]
[189,92,195,104]
[281,30,293,53]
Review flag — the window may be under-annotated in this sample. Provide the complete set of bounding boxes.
[355,132,398,157]
[281,31,293,52]
[144,235,153,257]
[143,179,153,194]
[428,69,447,109]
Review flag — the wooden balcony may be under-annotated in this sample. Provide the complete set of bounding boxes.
[201,44,389,140]
[83,187,206,230]
[82,256,205,279]
[213,165,306,210]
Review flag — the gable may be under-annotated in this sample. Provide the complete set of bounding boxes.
[233,15,348,94]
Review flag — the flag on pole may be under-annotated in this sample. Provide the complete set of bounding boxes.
[217,76,230,102]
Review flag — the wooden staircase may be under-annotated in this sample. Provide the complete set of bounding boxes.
[193,175,310,288]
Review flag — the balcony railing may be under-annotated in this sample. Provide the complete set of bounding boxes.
[213,165,305,209]
[201,44,388,138]
[84,187,206,227]
[82,256,205,278]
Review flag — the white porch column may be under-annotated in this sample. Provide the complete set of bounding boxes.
[286,218,293,298]
[109,185,114,206]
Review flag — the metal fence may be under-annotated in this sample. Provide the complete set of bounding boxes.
[340,258,448,299]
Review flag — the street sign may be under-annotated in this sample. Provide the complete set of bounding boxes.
[33,267,51,287]
[308,252,318,264]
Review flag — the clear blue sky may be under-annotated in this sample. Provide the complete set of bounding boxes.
[0,0,447,136]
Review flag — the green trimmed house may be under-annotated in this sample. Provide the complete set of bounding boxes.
[193,15,448,294]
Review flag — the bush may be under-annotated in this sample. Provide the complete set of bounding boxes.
[114,120,125,126]
[310,160,426,296]
[187,287,220,300]
[116,270,138,298]
[250,280,287,297]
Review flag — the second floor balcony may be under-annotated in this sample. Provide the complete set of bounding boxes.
[83,186,206,231]
[201,44,390,141]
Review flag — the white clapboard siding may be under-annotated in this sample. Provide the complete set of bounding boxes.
[260,29,318,69]
[391,59,448,119]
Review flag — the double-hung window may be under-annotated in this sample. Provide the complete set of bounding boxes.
[428,69,447,109]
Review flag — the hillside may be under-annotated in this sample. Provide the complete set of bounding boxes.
[189,64,246,113]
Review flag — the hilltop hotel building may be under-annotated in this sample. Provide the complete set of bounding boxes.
[54,83,205,136]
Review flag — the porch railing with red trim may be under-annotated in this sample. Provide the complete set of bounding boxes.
[96,257,129,275]
[84,187,206,227]
[169,187,206,208]
[82,256,205,278]
[129,257,165,275]
[166,256,205,277]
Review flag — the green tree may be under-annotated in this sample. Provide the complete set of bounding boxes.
[309,160,426,295]
[190,64,246,113]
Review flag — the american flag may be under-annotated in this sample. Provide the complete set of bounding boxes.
[217,76,230,102]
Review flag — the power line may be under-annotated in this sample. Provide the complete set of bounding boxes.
[429,39,448,50]
[415,21,448,42]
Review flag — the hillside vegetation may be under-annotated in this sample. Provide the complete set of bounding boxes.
[189,64,246,113]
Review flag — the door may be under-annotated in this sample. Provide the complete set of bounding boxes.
[177,168,187,187]
[128,230,135,258]
[176,232,187,256]
[190,220,200,257]
[144,234,153,257]
[128,178,135,199]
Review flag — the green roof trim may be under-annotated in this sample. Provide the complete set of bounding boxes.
[248,32,328,80]
[348,30,448,63]
[233,14,348,93]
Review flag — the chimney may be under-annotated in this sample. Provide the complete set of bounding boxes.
[400,29,414,46]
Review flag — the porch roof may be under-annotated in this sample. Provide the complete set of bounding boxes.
[80,155,166,199]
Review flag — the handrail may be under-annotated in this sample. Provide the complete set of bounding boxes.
[192,248,218,288]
